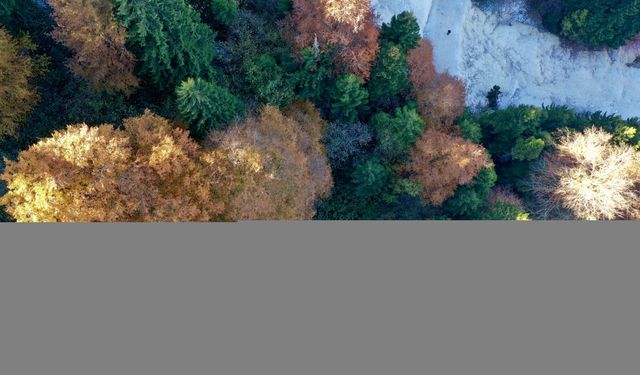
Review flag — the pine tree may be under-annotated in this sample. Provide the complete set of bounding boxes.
[115,0,218,91]
[351,157,394,199]
[444,168,498,218]
[243,54,295,108]
[330,74,369,122]
[367,42,410,102]
[379,11,421,52]
[295,48,334,103]
[210,0,239,26]
[176,78,245,137]
[0,0,18,27]
[537,0,640,48]
[370,104,424,160]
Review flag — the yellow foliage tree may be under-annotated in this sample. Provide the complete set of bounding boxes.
[0,28,41,140]
[1,110,234,222]
[49,0,138,94]
[209,102,333,220]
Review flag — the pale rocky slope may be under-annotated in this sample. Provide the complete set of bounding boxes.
[372,0,640,118]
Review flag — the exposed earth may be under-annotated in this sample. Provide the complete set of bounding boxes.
[372,0,640,118]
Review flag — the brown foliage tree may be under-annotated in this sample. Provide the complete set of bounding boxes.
[49,0,138,94]
[408,39,466,127]
[407,39,436,87]
[291,0,379,79]
[209,102,333,220]
[528,127,640,220]
[404,128,492,205]
[0,28,42,140]
[1,111,234,222]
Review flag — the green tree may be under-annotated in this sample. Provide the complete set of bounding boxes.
[486,85,501,110]
[295,48,334,103]
[444,167,497,218]
[511,136,546,161]
[210,0,239,26]
[370,104,424,159]
[115,0,218,91]
[176,78,245,137]
[479,105,546,160]
[456,109,483,143]
[534,0,640,48]
[480,201,530,221]
[330,74,369,122]
[0,0,18,27]
[244,54,295,107]
[367,42,410,103]
[379,11,421,52]
[351,157,394,199]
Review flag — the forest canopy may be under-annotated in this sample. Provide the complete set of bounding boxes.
[1,0,639,221]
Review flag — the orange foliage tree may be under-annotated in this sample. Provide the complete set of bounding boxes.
[49,0,138,94]
[408,39,466,127]
[209,102,333,220]
[291,0,379,80]
[1,110,234,222]
[404,128,492,206]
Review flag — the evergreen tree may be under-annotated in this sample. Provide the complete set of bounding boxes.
[534,0,640,48]
[115,0,218,91]
[351,157,394,199]
[444,167,497,218]
[479,105,547,161]
[210,0,239,26]
[511,136,546,162]
[456,110,483,144]
[379,11,421,52]
[176,78,245,137]
[486,85,501,110]
[367,42,410,103]
[370,104,424,160]
[0,0,18,27]
[330,74,369,122]
[295,48,334,104]
[244,54,295,107]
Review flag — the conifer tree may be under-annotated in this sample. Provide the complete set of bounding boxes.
[330,74,369,122]
[367,42,410,102]
[115,0,218,91]
[370,104,424,160]
[176,77,245,137]
[379,11,421,52]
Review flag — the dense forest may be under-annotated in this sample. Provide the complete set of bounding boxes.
[1,0,640,221]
